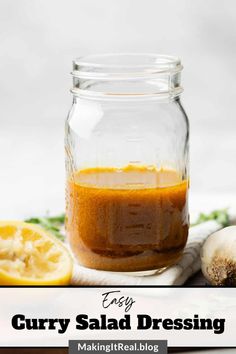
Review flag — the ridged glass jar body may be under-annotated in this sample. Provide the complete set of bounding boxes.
[65,54,189,272]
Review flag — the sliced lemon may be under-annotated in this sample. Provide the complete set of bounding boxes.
[0,221,73,285]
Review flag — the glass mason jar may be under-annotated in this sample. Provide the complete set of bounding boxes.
[65,53,189,272]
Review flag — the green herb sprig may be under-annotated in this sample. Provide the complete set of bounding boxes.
[25,214,65,241]
[191,208,230,228]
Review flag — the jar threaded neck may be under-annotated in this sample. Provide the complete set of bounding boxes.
[71,53,183,99]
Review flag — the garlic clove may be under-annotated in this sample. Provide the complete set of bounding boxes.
[201,226,236,286]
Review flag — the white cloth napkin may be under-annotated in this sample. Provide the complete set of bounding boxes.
[71,220,223,286]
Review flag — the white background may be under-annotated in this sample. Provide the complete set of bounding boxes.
[0,0,236,218]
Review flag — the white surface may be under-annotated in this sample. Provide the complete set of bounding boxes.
[0,0,236,217]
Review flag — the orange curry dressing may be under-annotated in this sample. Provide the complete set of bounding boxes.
[66,165,189,272]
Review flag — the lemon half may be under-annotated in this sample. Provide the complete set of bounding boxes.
[0,221,73,285]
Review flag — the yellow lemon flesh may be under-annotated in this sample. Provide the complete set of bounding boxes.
[0,221,73,285]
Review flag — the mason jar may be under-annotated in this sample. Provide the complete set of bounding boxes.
[65,53,189,272]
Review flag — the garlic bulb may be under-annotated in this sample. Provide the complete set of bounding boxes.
[201,226,236,285]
